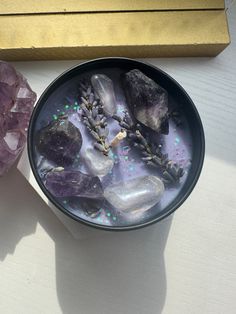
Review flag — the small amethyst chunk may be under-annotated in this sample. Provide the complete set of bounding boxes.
[36,116,82,166]
[122,69,169,134]
[45,169,103,199]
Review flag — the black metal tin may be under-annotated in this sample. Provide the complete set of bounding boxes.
[28,58,205,231]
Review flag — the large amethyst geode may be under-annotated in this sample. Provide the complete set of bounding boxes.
[0,61,36,175]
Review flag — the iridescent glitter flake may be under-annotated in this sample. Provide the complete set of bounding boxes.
[97,217,103,223]
[122,146,131,154]
[128,165,135,172]
[105,210,117,222]
[175,137,180,145]
[116,104,124,114]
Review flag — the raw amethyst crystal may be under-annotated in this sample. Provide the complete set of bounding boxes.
[122,69,169,134]
[36,116,82,166]
[0,61,36,176]
[45,169,103,199]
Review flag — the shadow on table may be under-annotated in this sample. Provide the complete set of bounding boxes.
[0,166,171,314]
[0,167,37,260]
[54,217,171,314]
[0,166,67,261]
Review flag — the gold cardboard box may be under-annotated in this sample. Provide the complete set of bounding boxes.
[0,0,230,60]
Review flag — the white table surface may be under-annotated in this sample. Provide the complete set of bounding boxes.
[1,3,236,314]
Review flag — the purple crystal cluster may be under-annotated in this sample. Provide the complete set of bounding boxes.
[0,61,36,175]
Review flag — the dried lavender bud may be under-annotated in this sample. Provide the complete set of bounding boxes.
[100,117,107,125]
[82,90,87,98]
[142,156,153,161]
[87,85,92,94]
[152,156,162,166]
[178,167,184,177]
[112,114,122,122]
[120,121,131,129]
[146,161,157,167]
[141,151,151,157]
[146,146,152,154]
[89,93,94,104]
[94,142,105,152]
[81,97,89,105]
[162,170,176,184]
[136,124,142,132]
[127,133,137,140]
[138,144,146,151]
[136,131,148,147]
[92,107,98,119]
[83,119,91,128]
[90,130,101,142]
[102,128,109,138]
[88,115,97,126]
[167,165,178,177]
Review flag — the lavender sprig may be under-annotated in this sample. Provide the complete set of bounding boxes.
[113,111,184,184]
[79,81,110,155]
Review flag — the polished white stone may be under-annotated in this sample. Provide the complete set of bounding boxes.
[104,175,164,213]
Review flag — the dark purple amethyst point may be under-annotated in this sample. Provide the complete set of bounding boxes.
[36,116,82,166]
[45,169,103,199]
[122,69,169,134]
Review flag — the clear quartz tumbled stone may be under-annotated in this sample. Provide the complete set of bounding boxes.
[91,74,117,116]
[104,175,165,213]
